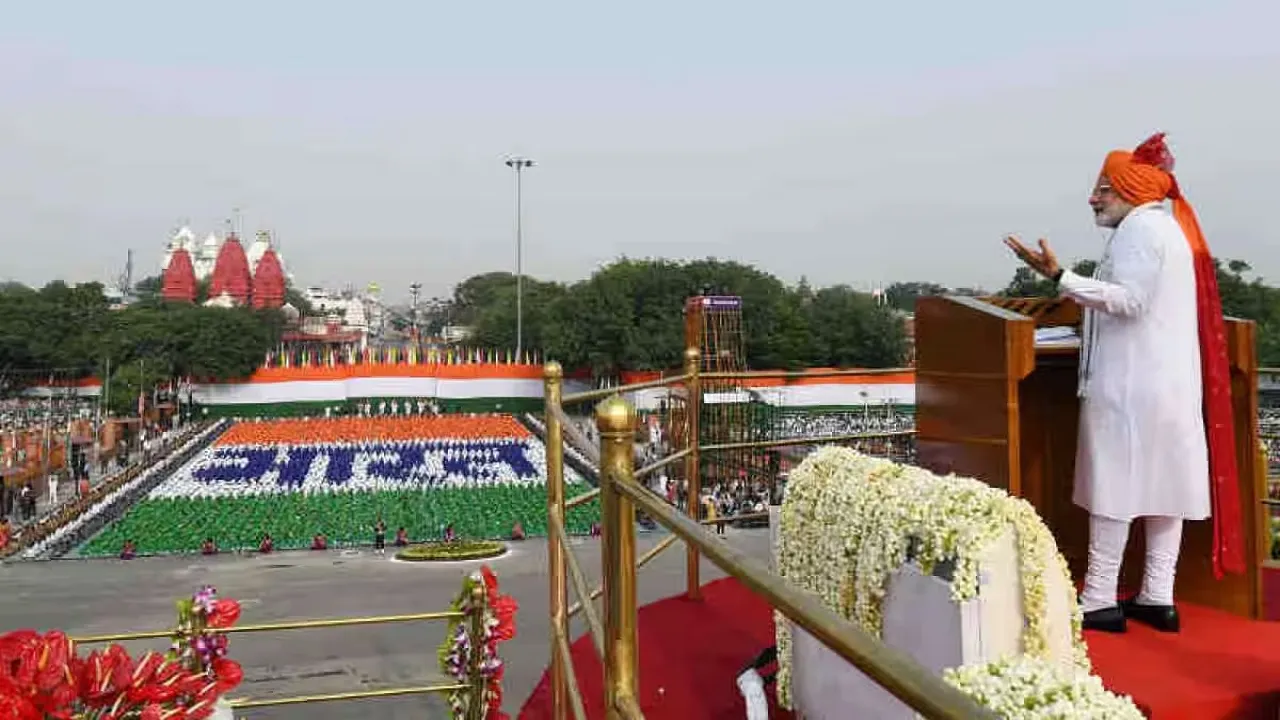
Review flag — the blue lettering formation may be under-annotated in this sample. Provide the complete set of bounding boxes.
[190,440,540,488]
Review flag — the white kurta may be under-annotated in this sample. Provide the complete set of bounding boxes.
[1058,202,1210,521]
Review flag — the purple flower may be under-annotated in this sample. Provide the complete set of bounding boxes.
[193,586,218,614]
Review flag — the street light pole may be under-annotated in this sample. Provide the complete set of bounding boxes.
[505,157,534,361]
[409,282,422,341]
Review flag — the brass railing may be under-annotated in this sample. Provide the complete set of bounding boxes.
[542,351,997,720]
[72,601,487,716]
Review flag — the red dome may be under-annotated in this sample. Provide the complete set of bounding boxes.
[207,233,252,305]
[162,248,197,303]
[252,248,286,309]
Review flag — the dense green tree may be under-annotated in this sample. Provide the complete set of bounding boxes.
[451,272,518,326]
[1215,259,1280,365]
[467,279,569,356]
[884,282,949,313]
[804,286,908,368]
[0,282,284,398]
[455,258,909,375]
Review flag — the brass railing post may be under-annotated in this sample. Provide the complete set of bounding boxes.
[543,362,569,720]
[682,347,702,600]
[597,396,639,718]
[466,582,488,720]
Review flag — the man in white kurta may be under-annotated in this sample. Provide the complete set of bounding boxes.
[1004,133,1230,634]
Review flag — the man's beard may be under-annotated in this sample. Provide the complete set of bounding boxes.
[1094,207,1124,228]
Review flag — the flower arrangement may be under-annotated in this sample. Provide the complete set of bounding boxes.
[170,587,244,686]
[437,566,518,720]
[939,656,1143,719]
[396,540,508,562]
[0,587,244,719]
[773,447,1089,708]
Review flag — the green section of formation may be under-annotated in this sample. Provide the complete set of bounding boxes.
[395,540,508,562]
[78,483,600,557]
[197,396,545,419]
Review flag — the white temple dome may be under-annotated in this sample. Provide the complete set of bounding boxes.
[159,224,289,285]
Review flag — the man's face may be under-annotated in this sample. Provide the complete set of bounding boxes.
[1089,175,1132,228]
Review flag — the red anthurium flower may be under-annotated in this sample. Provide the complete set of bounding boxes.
[206,600,240,629]
[0,689,40,720]
[481,566,499,598]
[80,644,135,706]
[490,596,518,643]
[20,632,78,718]
[211,658,243,694]
[126,653,185,705]
[0,631,39,676]
[184,696,217,720]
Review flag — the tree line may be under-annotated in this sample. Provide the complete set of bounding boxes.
[4,254,1278,404]
[0,281,285,414]
[439,255,1280,373]
[439,259,912,375]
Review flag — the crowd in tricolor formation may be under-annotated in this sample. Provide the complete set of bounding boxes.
[95,415,559,555]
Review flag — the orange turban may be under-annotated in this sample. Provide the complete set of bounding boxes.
[1102,133,1243,577]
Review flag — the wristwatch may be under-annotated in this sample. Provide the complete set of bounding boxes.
[1051,268,1064,283]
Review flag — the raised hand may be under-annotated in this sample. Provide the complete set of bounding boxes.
[1004,235,1061,279]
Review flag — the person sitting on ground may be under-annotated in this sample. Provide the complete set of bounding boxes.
[311,532,328,551]
[443,523,457,543]
[120,539,137,560]
[259,533,274,554]
[510,521,526,541]
[394,527,409,547]
[200,537,217,555]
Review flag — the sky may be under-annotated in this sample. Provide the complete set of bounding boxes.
[1,1,1277,303]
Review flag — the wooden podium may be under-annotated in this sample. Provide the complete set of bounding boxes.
[914,295,1266,619]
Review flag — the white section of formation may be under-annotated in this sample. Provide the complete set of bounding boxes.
[145,436,580,499]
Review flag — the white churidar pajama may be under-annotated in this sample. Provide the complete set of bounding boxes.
[1057,202,1209,612]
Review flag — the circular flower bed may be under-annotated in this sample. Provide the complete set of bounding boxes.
[397,540,508,562]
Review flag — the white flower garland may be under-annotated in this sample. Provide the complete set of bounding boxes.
[774,447,1090,709]
[940,656,1143,719]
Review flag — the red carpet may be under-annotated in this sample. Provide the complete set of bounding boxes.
[519,578,1280,720]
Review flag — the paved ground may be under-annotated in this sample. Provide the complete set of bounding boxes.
[0,527,774,719]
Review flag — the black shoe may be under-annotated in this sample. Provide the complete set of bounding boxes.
[1121,598,1180,633]
[1082,605,1127,633]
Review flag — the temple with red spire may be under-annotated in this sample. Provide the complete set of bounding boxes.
[206,231,253,305]
[160,245,197,303]
[251,231,286,309]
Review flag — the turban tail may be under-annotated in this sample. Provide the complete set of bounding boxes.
[1104,134,1244,578]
